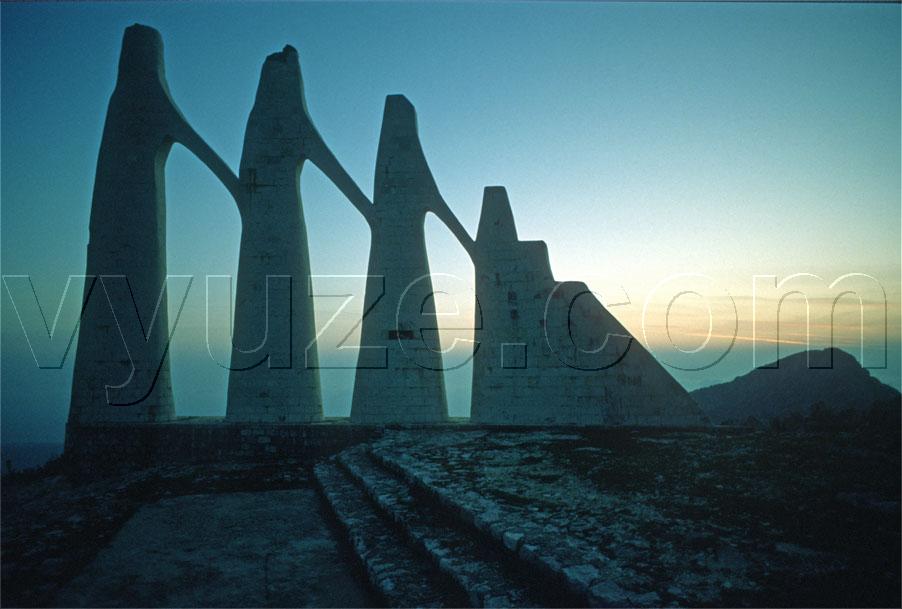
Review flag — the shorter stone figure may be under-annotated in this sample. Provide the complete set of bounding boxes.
[350,96,460,424]
[470,187,704,425]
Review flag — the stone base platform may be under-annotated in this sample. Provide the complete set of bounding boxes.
[64,418,714,474]
[63,418,383,474]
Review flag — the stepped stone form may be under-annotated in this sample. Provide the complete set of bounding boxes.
[360,428,902,607]
[367,441,624,606]
[226,46,371,422]
[350,96,466,424]
[315,446,551,607]
[69,25,241,424]
[313,459,465,607]
[470,187,703,425]
[336,447,542,607]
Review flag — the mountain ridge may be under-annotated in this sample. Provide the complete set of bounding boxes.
[691,347,901,424]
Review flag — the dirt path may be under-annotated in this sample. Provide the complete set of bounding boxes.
[55,489,371,607]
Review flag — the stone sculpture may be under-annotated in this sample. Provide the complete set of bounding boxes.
[69,24,241,424]
[68,24,705,432]
[226,45,371,422]
[469,188,702,425]
[349,96,472,423]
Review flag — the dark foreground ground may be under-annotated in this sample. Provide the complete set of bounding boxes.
[364,426,901,607]
[1,461,376,607]
[55,489,370,607]
[2,426,899,607]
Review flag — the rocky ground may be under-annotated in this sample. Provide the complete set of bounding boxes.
[2,426,899,608]
[319,427,901,608]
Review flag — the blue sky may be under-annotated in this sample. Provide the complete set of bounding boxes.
[2,2,899,443]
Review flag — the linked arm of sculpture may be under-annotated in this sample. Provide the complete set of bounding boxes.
[173,120,243,206]
[306,138,375,227]
[429,194,477,259]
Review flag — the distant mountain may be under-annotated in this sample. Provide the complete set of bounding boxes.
[692,348,901,425]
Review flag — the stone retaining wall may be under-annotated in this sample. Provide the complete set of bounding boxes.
[63,418,382,473]
[62,418,718,474]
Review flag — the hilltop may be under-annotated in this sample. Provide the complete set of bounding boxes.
[691,348,900,425]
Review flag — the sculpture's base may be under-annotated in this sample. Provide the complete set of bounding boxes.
[63,417,713,473]
[63,418,382,473]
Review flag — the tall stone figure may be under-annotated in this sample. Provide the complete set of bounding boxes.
[350,96,473,423]
[69,24,241,426]
[470,187,704,426]
[226,46,372,422]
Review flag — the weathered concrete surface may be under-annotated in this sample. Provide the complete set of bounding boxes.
[227,45,370,423]
[350,96,455,424]
[470,187,704,426]
[55,490,370,608]
[69,24,240,425]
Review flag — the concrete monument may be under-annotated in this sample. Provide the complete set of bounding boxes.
[68,24,704,433]
[350,96,474,424]
[69,25,241,424]
[226,45,371,422]
[470,187,704,425]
